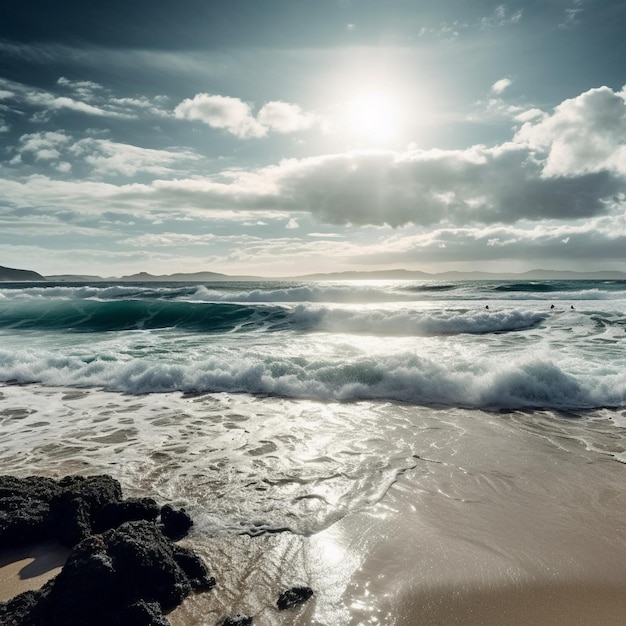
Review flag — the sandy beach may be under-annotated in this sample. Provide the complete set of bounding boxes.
[2,394,626,624]
[133,409,626,624]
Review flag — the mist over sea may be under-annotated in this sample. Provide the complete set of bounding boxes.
[2,279,626,623]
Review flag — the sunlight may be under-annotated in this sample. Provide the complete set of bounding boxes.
[345,92,401,142]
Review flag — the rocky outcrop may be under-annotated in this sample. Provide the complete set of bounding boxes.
[0,475,161,548]
[0,475,213,626]
[0,521,215,626]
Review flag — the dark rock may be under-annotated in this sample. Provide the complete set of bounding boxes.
[0,477,215,625]
[5,520,214,626]
[0,589,46,626]
[0,475,164,549]
[276,586,314,610]
[0,496,51,547]
[52,475,123,545]
[95,497,160,532]
[172,547,216,591]
[223,616,253,626]
[119,600,171,626]
[160,504,193,540]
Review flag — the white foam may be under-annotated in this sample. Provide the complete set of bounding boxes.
[290,306,546,335]
[1,345,624,410]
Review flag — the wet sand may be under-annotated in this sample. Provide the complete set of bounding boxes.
[3,408,626,624]
[168,410,626,625]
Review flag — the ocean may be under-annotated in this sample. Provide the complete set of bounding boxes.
[2,279,626,624]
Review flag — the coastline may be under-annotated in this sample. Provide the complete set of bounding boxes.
[2,386,626,623]
[171,408,626,624]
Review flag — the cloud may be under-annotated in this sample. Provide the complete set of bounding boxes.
[515,85,626,177]
[57,77,104,101]
[175,93,317,137]
[9,131,200,177]
[2,86,624,238]
[25,91,132,119]
[257,101,316,133]
[67,138,201,177]
[174,94,267,138]
[480,5,523,29]
[491,78,512,94]
[560,0,584,29]
[349,212,626,267]
[16,131,72,161]
[0,76,169,121]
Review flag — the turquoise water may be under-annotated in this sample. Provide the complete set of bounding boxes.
[1,279,625,409]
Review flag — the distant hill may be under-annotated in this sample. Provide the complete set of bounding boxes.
[5,265,626,283]
[117,271,260,282]
[296,268,626,281]
[0,265,46,281]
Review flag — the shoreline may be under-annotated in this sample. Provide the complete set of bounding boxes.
[2,388,626,624]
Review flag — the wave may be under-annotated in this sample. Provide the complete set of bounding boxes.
[292,307,546,336]
[1,349,624,410]
[0,300,289,333]
[0,298,547,336]
[2,280,626,308]
[190,284,420,304]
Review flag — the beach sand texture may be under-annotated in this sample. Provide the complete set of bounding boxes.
[5,398,624,624]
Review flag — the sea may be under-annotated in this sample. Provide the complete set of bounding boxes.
[1,279,626,622]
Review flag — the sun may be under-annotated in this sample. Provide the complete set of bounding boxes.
[345,92,400,142]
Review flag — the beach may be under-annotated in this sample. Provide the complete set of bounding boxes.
[2,388,626,623]
[1,279,626,623]
[167,405,626,625]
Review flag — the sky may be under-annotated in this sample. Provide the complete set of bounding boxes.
[1,0,625,278]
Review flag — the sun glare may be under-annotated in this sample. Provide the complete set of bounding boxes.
[346,92,400,142]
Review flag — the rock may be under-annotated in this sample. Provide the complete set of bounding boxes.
[3,520,215,625]
[0,474,126,548]
[160,504,193,540]
[0,589,47,626]
[0,476,215,625]
[0,495,52,547]
[172,548,216,591]
[95,498,160,532]
[223,616,253,626]
[0,475,167,548]
[276,586,314,610]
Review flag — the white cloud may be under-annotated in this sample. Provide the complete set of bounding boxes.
[16,131,72,161]
[55,162,72,173]
[25,91,132,119]
[175,93,318,138]
[286,218,299,229]
[481,5,523,29]
[0,76,168,121]
[68,138,200,177]
[1,87,624,242]
[10,131,200,177]
[560,0,584,29]
[257,101,316,133]
[174,94,267,138]
[491,78,512,94]
[57,77,103,101]
[515,85,626,177]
